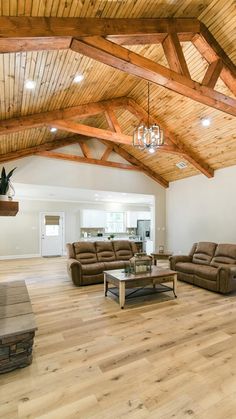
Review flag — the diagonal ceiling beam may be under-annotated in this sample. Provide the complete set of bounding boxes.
[37,151,140,172]
[71,37,236,117]
[50,120,132,145]
[0,97,129,136]
[162,33,191,78]
[202,59,223,89]
[79,140,92,158]
[192,26,236,97]
[101,146,113,161]
[0,136,84,163]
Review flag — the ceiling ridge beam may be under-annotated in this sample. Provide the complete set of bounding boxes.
[0,17,201,37]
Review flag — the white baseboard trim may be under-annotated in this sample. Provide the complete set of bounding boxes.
[0,253,41,260]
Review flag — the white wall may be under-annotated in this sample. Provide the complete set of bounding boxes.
[166,166,236,255]
[1,156,166,257]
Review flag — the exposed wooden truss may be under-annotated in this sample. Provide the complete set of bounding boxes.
[0,17,234,185]
[0,17,234,116]
[0,96,214,179]
[71,36,236,117]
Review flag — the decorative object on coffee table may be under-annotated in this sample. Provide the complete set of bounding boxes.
[0,280,37,374]
[159,245,164,253]
[130,253,152,274]
[104,267,177,309]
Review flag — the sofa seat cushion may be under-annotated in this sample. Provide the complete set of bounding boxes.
[74,242,98,264]
[194,265,218,281]
[113,240,133,261]
[104,261,127,270]
[81,262,105,276]
[192,242,217,265]
[211,243,236,267]
[175,262,196,275]
[96,241,116,262]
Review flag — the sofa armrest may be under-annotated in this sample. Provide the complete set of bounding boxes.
[217,265,236,294]
[169,255,192,270]
[67,258,82,286]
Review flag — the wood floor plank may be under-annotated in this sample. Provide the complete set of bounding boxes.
[0,256,236,418]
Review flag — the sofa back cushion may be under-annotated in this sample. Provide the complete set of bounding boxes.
[73,242,98,264]
[211,243,236,267]
[96,241,116,262]
[113,240,133,261]
[192,242,217,265]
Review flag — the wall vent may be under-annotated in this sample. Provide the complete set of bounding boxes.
[176,161,187,169]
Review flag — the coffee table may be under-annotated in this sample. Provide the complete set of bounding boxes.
[104,267,177,309]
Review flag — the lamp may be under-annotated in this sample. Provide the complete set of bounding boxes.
[133,82,164,152]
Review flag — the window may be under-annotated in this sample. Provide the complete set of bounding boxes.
[105,212,125,233]
[44,215,60,236]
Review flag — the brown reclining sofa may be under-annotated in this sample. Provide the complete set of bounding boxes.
[66,240,137,286]
[170,242,236,294]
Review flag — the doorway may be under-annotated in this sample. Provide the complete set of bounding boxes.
[40,212,65,257]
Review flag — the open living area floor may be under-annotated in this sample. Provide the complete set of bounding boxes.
[1,257,236,419]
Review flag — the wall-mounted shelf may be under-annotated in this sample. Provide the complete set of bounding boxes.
[0,200,19,216]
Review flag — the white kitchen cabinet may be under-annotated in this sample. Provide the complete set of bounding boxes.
[126,211,151,228]
[81,210,106,228]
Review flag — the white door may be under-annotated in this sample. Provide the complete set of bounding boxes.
[40,212,64,256]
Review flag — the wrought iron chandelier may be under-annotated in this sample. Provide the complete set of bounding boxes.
[133,82,164,153]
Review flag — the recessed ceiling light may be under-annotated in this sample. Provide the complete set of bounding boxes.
[25,80,36,90]
[73,74,84,83]
[94,193,99,197]
[149,147,155,154]
[122,193,127,196]
[50,127,57,133]
[201,117,211,127]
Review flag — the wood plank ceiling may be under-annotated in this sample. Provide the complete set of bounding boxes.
[0,0,235,187]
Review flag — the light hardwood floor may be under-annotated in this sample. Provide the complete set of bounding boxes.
[1,257,236,419]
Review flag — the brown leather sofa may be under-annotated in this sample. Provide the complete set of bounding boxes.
[170,242,236,294]
[66,240,137,286]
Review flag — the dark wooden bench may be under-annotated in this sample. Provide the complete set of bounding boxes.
[0,280,37,374]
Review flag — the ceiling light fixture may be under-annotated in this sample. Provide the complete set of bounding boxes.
[133,82,164,152]
[201,117,211,127]
[24,80,36,90]
[50,127,57,133]
[73,74,84,83]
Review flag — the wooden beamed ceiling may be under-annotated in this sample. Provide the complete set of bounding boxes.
[0,16,235,186]
[0,96,214,184]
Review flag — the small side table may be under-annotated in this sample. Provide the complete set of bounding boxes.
[151,252,172,266]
